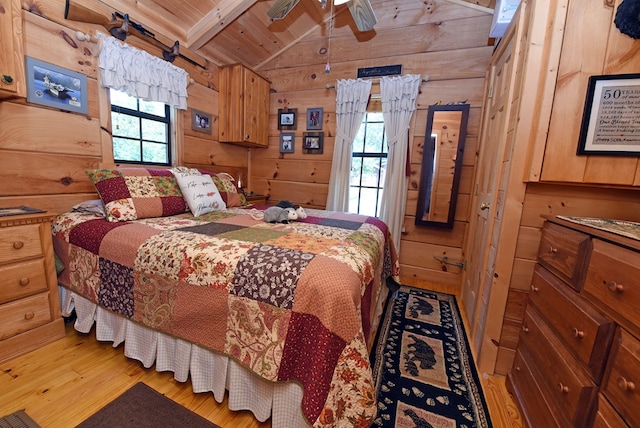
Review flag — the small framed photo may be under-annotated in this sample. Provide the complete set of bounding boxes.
[303,132,323,154]
[577,73,640,155]
[278,108,297,130]
[280,132,295,153]
[191,109,212,134]
[306,107,323,130]
[25,57,88,114]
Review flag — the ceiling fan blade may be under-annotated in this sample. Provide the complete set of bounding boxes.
[348,0,377,31]
[267,0,301,20]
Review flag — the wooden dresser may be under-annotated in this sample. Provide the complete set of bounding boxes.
[508,216,640,427]
[0,212,65,363]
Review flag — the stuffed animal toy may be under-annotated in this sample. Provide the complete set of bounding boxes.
[262,206,298,224]
[275,200,308,219]
[615,0,640,39]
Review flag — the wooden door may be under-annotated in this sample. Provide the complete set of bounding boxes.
[461,15,520,362]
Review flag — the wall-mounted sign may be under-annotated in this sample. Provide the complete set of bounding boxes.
[357,65,402,79]
[577,73,640,155]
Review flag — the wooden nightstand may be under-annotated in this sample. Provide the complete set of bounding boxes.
[244,193,267,205]
[0,212,65,363]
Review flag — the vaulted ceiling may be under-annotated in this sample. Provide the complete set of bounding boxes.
[89,0,496,70]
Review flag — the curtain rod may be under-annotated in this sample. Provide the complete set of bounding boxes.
[325,76,429,90]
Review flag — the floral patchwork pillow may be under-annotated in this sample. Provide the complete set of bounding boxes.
[86,168,188,222]
[210,172,247,207]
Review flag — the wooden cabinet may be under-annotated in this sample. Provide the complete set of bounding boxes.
[0,0,26,99]
[218,64,270,148]
[509,216,640,427]
[0,213,65,363]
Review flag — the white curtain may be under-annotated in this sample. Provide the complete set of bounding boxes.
[326,79,372,211]
[379,74,421,252]
[97,34,188,110]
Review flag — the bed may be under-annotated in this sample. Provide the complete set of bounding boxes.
[52,167,399,427]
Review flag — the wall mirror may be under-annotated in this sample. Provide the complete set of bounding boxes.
[415,103,469,228]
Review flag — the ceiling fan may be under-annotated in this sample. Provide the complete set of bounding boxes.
[267,0,378,32]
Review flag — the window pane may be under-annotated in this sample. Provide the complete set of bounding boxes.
[348,186,360,214]
[112,112,140,138]
[140,99,166,117]
[362,158,382,187]
[364,123,385,153]
[350,157,362,185]
[358,187,379,217]
[142,118,167,142]
[352,124,365,152]
[142,141,168,163]
[113,138,141,162]
[111,90,137,110]
[368,112,383,122]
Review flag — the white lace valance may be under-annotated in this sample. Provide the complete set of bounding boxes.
[97,34,188,110]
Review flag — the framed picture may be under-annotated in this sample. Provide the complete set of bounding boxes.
[280,132,295,153]
[278,108,297,130]
[577,73,640,155]
[303,132,323,154]
[306,107,323,130]
[25,57,88,114]
[191,109,212,134]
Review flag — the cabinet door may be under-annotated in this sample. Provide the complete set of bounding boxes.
[242,67,269,147]
[0,0,26,98]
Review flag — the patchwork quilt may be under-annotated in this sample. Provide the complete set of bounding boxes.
[52,207,399,427]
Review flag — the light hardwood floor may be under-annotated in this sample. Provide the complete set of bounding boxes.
[0,280,523,427]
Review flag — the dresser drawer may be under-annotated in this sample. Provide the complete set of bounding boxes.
[0,223,43,264]
[583,239,640,339]
[529,265,615,383]
[538,222,591,291]
[592,394,627,428]
[0,258,48,304]
[510,348,567,428]
[0,292,52,340]
[520,306,598,427]
[602,328,640,426]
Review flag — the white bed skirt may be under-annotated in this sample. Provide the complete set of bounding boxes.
[59,287,309,427]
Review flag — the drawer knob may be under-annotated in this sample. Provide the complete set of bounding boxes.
[521,325,529,333]
[13,241,24,249]
[571,328,584,339]
[530,285,539,292]
[548,246,557,254]
[24,312,35,321]
[19,277,30,286]
[607,281,624,293]
[617,377,635,392]
[557,383,569,393]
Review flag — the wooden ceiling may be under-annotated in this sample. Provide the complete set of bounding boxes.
[91,0,496,70]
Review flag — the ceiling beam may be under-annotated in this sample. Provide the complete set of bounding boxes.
[185,0,258,51]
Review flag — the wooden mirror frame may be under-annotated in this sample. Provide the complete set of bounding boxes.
[415,103,469,228]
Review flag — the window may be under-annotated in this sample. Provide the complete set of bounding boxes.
[110,89,172,165]
[349,112,387,217]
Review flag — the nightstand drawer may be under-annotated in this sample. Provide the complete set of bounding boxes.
[0,223,43,264]
[0,258,48,304]
[602,328,640,426]
[0,292,52,340]
[592,394,627,428]
[537,222,591,290]
[529,265,614,383]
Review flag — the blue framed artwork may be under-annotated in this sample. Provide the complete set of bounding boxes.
[25,57,88,114]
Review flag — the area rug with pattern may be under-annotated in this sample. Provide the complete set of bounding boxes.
[370,285,492,427]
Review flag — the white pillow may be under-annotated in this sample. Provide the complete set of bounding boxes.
[172,172,226,217]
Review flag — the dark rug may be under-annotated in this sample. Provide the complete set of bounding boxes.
[76,382,219,428]
[371,285,492,427]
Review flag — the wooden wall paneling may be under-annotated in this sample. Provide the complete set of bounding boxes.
[399,264,462,287]
[513,225,541,261]
[494,347,516,376]
[251,179,328,207]
[502,289,528,321]
[23,12,99,79]
[510,258,536,292]
[402,219,467,248]
[97,85,114,166]
[498,317,522,350]
[251,159,331,184]
[0,151,99,196]
[182,135,248,168]
[539,1,635,184]
[0,103,101,156]
[185,84,219,141]
[400,240,463,271]
[262,47,493,92]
